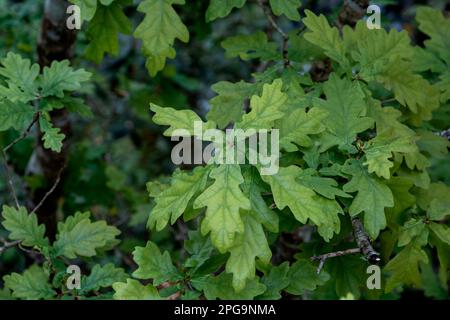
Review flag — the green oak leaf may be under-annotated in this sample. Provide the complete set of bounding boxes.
[39,117,65,153]
[132,241,182,285]
[206,80,257,129]
[1,206,49,248]
[256,262,290,300]
[3,265,55,300]
[69,0,98,21]
[134,0,189,76]
[194,165,250,252]
[286,259,330,295]
[147,166,210,230]
[315,74,373,153]
[150,103,215,137]
[269,0,301,21]
[80,263,128,294]
[85,2,132,63]
[364,129,417,179]
[198,273,266,300]
[205,0,246,22]
[40,60,91,98]
[343,160,394,239]
[262,166,342,241]
[429,223,450,246]
[278,107,328,151]
[384,242,429,292]
[225,213,272,292]
[53,217,120,258]
[303,10,349,67]
[221,31,280,61]
[113,279,161,300]
[0,100,35,131]
[238,79,287,130]
[0,52,39,102]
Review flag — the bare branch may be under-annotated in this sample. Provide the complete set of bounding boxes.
[0,239,21,255]
[30,164,65,215]
[256,0,290,67]
[1,112,40,208]
[311,218,381,274]
[352,217,381,264]
[311,248,361,274]
[3,112,40,154]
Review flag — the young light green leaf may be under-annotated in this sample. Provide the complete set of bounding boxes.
[3,265,55,300]
[429,223,450,246]
[278,107,328,151]
[1,206,48,248]
[147,166,210,230]
[53,218,120,258]
[302,10,349,67]
[226,213,272,292]
[113,279,161,300]
[194,165,250,252]
[416,7,450,65]
[238,79,287,130]
[39,117,65,153]
[134,0,189,76]
[150,103,215,137]
[363,129,417,179]
[262,166,341,241]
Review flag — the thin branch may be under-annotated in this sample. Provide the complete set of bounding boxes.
[3,112,40,154]
[30,164,65,215]
[311,248,361,274]
[1,152,20,208]
[311,218,381,274]
[0,239,21,255]
[352,217,381,264]
[256,0,290,67]
[1,112,40,208]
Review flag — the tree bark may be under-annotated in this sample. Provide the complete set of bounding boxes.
[28,0,77,240]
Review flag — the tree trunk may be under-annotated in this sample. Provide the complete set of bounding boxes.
[28,0,77,241]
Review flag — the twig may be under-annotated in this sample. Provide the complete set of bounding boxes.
[3,112,40,154]
[30,164,65,215]
[311,218,381,274]
[1,112,40,208]
[311,248,361,274]
[439,128,450,140]
[352,217,381,264]
[0,239,21,255]
[256,0,290,67]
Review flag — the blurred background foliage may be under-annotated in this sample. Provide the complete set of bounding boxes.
[0,0,449,299]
